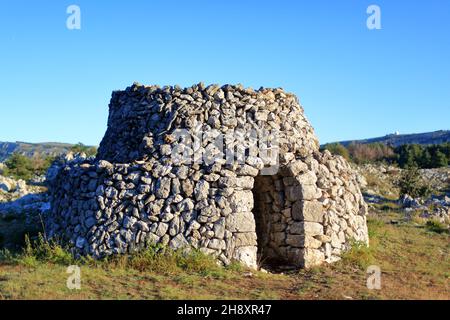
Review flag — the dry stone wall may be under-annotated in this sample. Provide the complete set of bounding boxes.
[46,83,368,269]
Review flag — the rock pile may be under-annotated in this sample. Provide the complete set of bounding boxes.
[400,194,450,224]
[0,175,27,195]
[0,174,45,202]
[420,168,450,191]
[0,174,49,218]
[46,83,369,269]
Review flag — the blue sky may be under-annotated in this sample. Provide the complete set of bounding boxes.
[0,0,449,145]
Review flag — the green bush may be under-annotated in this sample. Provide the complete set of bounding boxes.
[109,245,226,277]
[395,143,450,169]
[0,248,14,263]
[70,143,97,157]
[2,153,54,181]
[3,235,230,278]
[341,240,374,270]
[396,166,434,198]
[18,234,74,266]
[425,220,448,234]
[321,143,350,161]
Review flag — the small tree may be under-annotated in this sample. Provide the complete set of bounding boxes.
[431,150,448,168]
[395,144,424,168]
[3,153,34,180]
[322,143,350,161]
[70,142,98,157]
[397,166,433,199]
[3,153,55,181]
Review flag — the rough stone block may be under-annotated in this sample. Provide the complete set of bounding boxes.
[225,211,255,233]
[233,246,257,269]
[302,201,324,222]
[292,200,323,222]
[234,232,257,247]
[229,190,254,212]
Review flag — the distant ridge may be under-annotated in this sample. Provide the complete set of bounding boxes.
[0,141,75,162]
[2,130,449,162]
[330,130,450,148]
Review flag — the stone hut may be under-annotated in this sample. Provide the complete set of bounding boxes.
[46,83,369,269]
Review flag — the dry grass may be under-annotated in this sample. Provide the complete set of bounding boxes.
[0,211,449,300]
[292,214,449,300]
[364,171,400,200]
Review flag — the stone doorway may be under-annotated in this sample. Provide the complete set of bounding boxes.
[252,174,291,269]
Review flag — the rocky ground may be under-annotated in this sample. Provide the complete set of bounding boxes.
[0,174,49,218]
[354,163,450,227]
[0,167,49,250]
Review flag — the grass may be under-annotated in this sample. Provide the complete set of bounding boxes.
[0,210,449,300]
[363,171,400,199]
[370,201,402,213]
[340,240,375,270]
[425,220,449,234]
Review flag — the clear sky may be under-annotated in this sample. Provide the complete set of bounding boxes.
[0,0,449,146]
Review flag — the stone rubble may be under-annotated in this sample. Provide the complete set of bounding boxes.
[0,175,28,195]
[400,194,450,224]
[0,174,50,219]
[45,83,369,269]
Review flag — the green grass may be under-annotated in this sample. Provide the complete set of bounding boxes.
[371,201,402,212]
[340,240,375,270]
[1,234,229,278]
[363,171,400,199]
[425,220,449,234]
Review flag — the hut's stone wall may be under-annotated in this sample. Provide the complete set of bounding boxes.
[46,83,368,269]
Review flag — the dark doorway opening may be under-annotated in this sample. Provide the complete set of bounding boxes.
[252,175,290,270]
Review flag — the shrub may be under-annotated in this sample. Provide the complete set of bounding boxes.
[114,245,225,277]
[3,153,54,181]
[322,143,350,161]
[396,166,434,198]
[341,240,374,270]
[425,220,448,234]
[347,142,395,164]
[18,234,74,266]
[431,150,448,168]
[5,235,228,277]
[0,248,14,263]
[70,143,97,157]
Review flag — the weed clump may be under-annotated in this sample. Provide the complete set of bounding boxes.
[425,220,448,234]
[341,240,375,270]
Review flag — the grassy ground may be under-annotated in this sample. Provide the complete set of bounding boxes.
[0,211,448,300]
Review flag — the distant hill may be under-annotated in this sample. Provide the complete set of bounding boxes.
[2,130,449,163]
[0,141,75,162]
[331,130,450,148]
